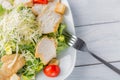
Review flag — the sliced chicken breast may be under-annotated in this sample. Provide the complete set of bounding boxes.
[0,72,20,80]
[32,1,56,15]
[10,74,20,80]
[32,4,48,15]
[0,54,25,77]
[35,37,57,65]
[37,11,62,34]
[0,70,9,80]
[14,0,33,7]
[32,0,62,34]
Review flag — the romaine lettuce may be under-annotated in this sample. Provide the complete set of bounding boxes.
[57,23,68,53]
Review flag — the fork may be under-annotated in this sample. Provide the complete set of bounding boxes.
[63,31,120,75]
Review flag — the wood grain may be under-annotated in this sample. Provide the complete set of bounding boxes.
[66,62,120,80]
[75,22,120,66]
[68,0,120,26]
[66,0,120,80]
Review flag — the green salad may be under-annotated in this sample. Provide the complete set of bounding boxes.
[0,0,67,80]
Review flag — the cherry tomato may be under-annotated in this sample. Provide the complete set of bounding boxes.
[33,0,48,4]
[43,65,60,77]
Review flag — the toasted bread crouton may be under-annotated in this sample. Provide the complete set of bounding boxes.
[37,10,62,34]
[48,58,59,65]
[10,74,20,80]
[1,54,25,77]
[55,2,66,15]
[35,37,57,65]
[14,0,33,7]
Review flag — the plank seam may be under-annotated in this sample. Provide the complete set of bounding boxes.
[75,20,120,27]
[75,60,120,67]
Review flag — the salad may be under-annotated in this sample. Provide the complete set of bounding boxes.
[0,0,68,80]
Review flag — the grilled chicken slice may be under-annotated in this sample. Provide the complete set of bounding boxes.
[32,1,56,15]
[14,0,33,7]
[32,4,48,15]
[10,74,20,80]
[32,0,62,34]
[0,54,25,77]
[37,11,62,34]
[35,37,57,65]
[0,72,20,80]
[0,70,9,80]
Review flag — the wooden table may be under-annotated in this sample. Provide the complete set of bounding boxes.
[66,0,120,80]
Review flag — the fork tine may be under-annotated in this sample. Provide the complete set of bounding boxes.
[63,31,77,40]
[68,43,73,46]
[63,30,120,75]
[63,31,71,37]
[63,32,76,42]
[63,31,77,46]
[64,31,77,38]
[65,37,74,46]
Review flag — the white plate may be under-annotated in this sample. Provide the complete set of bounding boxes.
[36,0,76,80]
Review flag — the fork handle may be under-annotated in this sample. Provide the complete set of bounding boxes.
[87,51,120,75]
[75,38,120,75]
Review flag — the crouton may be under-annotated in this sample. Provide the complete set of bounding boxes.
[55,2,66,15]
[35,37,57,65]
[48,58,59,65]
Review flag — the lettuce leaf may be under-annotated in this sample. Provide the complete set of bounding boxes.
[18,42,44,80]
[0,5,6,16]
[57,23,68,53]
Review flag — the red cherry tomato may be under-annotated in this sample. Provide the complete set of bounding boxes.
[43,65,60,77]
[33,0,48,4]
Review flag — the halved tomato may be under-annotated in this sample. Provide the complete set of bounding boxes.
[43,65,60,77]
[33,0,48,4]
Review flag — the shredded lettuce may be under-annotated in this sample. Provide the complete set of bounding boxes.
[0,5,41,55]
[41,23,68,53]
[0,3,67,80]
[18,51,44,80]
[0,5,43,80]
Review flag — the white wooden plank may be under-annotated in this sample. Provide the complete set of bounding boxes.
[75,51,99,66]
[68,0,120,26]
[66,62,120,80]
[75,22,120,66]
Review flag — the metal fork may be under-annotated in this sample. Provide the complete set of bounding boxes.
[63,31,120,75]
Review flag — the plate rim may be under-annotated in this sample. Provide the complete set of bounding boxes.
[62,0,77,79]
